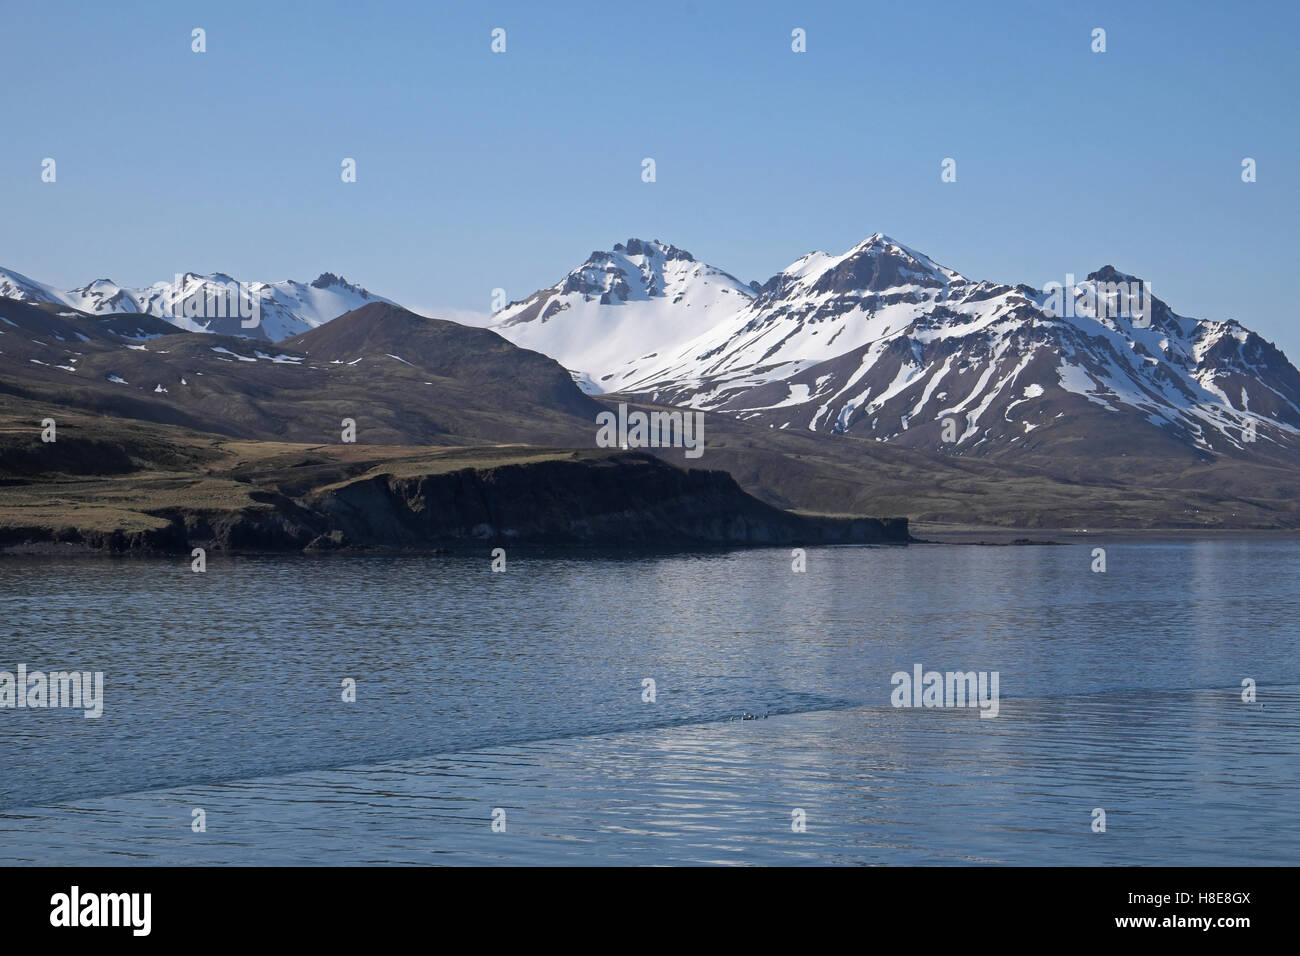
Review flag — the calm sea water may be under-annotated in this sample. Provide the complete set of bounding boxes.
[0,539,1297,865]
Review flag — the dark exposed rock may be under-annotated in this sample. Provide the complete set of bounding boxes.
[0,453,908,554]
[312,453,908,548]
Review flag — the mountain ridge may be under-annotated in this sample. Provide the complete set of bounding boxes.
[498,234,1300,466]
[0,265,394,341]
[7,232,1299,469]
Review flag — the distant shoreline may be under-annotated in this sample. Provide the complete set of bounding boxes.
[913,525,1300,544]
[5,525,1298,559]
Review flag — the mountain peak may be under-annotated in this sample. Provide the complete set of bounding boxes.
[1087,264,1143,286]
[783,234,958,295]
[549,238,729,303]
[310,272,355,290]
[845,233,937,267]
[608,238,695,263]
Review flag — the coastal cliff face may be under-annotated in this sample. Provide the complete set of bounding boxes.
[313,453,908,548]
[0,450,907,554]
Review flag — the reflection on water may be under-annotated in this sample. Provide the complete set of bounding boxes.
[1,540,1297,864]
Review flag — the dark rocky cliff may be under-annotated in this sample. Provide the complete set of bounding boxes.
[0,452,907,554]
[312,452,908,548]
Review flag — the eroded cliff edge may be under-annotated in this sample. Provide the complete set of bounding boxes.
[312,453,908,549]
[0,450,907,554]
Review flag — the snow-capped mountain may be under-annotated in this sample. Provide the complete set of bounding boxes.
[577,234,1300,462]
[490,238,756,393]
[8,234,1298,465]
[0,267,66,306]
[0,267,392,340]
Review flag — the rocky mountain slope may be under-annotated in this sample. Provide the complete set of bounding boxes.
[507,235,1300,466]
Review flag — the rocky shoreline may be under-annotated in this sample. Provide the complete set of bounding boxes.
[0,452,909,555]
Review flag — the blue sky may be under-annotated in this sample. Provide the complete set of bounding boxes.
[2,0,1297,354]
